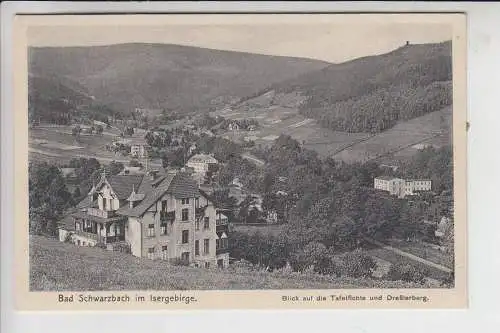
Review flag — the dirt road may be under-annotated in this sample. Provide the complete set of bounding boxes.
[242,153,265,167]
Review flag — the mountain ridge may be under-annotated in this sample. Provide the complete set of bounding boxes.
[28,43,331,116]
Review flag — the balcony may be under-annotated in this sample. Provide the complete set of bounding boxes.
[73,230,124,244]
[216,218,228,226]
[216,238,229,255]
[87,208,115,219]
[103,235,125,243]
[160,211,175,222]
[216,247,229,255]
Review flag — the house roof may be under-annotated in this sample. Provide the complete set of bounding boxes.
[60,168,77,178]
[76,195,98,209]
[72,211,127,224]
[187,154,218,164]
[116,172,198,218]
[168,172,200,199]
[102,174,144,200]
[407,179,432,182]
[127,191,145,202]
[375,176,395,181]
[75,170,202,219]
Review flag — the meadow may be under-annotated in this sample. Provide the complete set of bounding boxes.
[213,93,451,164]
[30,235,432,291]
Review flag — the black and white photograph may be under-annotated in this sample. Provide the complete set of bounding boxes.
[16,14,466,306]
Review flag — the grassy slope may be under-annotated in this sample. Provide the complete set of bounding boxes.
[29,43,330,115]
[30,236,428,291]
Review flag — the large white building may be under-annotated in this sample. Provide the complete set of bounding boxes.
[374,176,432,198]
[186,154,218,176]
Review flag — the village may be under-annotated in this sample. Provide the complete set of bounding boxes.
[26,37,456,290]
[30,102,454,283]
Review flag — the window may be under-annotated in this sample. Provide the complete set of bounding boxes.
[195,240,200,256]
[77,240,81,246]
[82,241,86,246]
[147,224,155,237]
[195,198,199,208]
[203,217,210,230]
[161,200,167,212]
[181,198,190,205]
[147,247,155,260]
[181,252,190,263]
[182,208,189,221]
[216,238,220,250]
[204,262,210,269]
[160,223,168,235]
[203,239,210,255]
[182,230,189,244]
[195,220,200,231]
[162,245,168,260]
[221,238,228,249]
[75,222,81,231]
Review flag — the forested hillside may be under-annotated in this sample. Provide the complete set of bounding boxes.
[268,41,452,133]
[29,43,330,116]
[28,74,119,125]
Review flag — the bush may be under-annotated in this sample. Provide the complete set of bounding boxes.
[63,232,74,244]
[335,250,376,278]
[291,242,337,275]
[129,159,142,167]
[386,263,428,284]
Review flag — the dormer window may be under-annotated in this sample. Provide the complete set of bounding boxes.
[181,198,190,205]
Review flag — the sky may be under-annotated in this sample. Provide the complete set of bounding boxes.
[27,18,453,63]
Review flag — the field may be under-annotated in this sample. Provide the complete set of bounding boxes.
[30,235,432,291]
[28,125,162,167]
[212,90,452,163]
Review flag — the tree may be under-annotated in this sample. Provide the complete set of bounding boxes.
[129,159,142,167]
[124,126,134,136]
[107,161,125,176]
[71,125,81,138]
[336,250,376,278]
[29,162,73,236]
[95,124,104,135]
[291,242,334,274]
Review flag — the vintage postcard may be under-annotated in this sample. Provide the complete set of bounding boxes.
[13,13,467,310]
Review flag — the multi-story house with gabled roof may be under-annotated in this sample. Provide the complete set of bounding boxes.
[58,169,230,268]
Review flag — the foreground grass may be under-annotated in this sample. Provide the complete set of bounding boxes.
[30,236,431,291]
